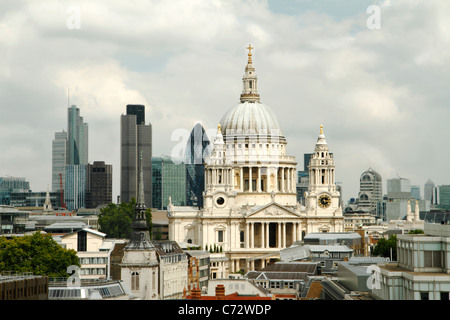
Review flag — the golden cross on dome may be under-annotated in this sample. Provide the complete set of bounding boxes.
[320,124,323,134]
[247,44,253,63]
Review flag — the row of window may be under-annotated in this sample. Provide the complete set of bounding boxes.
[79,257,108,265]
[80,268,106,275]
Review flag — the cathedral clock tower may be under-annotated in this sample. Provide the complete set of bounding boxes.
[305,125,343,231]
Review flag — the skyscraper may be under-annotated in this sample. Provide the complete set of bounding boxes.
[185,123,211,207]
[86,161,113,208]
[120,104,152,208]
[63,105,89,211]
[52,131,67,192]
[67,105,88,165]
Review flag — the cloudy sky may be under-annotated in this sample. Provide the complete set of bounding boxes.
[1,0,449,203]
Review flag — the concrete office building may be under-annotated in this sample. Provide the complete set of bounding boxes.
[373,223,450,300]
[120,104,152,208]
[357,168,382,213]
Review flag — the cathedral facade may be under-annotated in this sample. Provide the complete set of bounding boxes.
[168,46,344,273]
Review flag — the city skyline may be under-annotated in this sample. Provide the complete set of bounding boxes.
[1,1,450,203]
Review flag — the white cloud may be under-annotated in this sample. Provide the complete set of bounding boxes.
[1,0,449,202]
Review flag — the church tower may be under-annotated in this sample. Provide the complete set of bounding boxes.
[304,125,343,232]
[121,152,159,300]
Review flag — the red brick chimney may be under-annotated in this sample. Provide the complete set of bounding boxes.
[215,285,225,300]
[191,287,202,300]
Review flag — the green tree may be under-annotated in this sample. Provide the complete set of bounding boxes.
[98,198,152,239]
[373,235,397,260]
[408,229,424,234]
[0,232,79,278]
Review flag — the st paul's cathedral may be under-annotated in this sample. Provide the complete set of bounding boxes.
[168,45,344,274]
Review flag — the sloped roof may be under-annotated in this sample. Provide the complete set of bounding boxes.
[261,262,318,274]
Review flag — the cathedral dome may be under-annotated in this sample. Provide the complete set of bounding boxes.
[219,101,283,137]
[219,44,285,141]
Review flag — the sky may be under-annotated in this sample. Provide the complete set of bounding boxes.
[1,0,450,204]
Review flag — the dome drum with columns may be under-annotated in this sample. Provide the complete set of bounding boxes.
[168,45,343,274]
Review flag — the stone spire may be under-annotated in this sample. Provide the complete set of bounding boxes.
[125,151,154,250]
[240,44,260,103]
[43,185,53,214]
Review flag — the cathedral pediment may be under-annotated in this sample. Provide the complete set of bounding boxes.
[245,202,301,219]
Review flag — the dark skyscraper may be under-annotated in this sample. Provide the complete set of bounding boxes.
[86,161,113,208]
[121,104,152,208]
[185,123,211,207]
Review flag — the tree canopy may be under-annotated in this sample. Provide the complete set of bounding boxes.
[372,235,397,260]
[98,198,152,239]
[0,232,79,278]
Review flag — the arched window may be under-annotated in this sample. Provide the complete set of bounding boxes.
[131,272,139,291]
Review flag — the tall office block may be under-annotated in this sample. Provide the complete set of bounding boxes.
[424,179,435,204]
[120,104,152,208]
[152,156,186,210]
[52,131,67,192]
[185,123,211,207]
[86,161,113,208]
[438,185,450,210]
[67,105,88,165]
[357,167,383,213]
[64,164,86,211]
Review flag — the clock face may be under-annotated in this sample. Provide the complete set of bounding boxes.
[318,194,331,208]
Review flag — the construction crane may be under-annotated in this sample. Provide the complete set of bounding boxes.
[59,173,66,209]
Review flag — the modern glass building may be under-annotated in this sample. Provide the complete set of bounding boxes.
[120,104,152,208]
[67,105,88,166]
[0,177,30,205]
[185,123,211,207]
[438,185,450,210]
[152,156,186,210]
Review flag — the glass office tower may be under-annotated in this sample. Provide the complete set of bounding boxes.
[67,105,88,165]
[185,123,211,207]
[152,156,186,210]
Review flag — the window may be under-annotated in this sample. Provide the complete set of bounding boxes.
[131,272,139,291]
[218,230,224,243]
[441,292,449,300]
[420,292,429,300]
[424,251,442,268]
[77,231,87,252]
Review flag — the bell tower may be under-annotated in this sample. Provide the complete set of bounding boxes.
[305,125,342,219]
